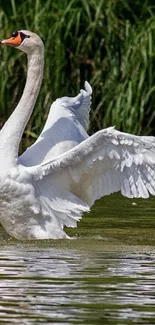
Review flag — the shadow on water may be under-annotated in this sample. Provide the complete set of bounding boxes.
[0,193,155,324]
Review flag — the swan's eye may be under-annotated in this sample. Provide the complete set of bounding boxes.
[12,31,18,38]
[20,32,30,43]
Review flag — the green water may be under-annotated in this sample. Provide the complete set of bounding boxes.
[0,193,155,324]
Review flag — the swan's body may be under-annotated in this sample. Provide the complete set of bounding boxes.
[1,30,155,240]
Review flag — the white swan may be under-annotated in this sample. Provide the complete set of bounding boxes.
[0,30,155,240]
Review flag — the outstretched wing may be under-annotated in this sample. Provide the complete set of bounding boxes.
[20,82,92,166]
[26,127,155,207]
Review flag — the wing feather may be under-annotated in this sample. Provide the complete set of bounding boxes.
[25,127,155,207]
[20,82,92,166]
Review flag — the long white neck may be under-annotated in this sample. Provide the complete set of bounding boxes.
[0,46,44,168]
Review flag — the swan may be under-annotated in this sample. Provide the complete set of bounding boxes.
[0,29,155,240]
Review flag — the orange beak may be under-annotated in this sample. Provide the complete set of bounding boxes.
[1,33,22,47]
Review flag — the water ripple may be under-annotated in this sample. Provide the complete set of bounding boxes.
[0,244,155,324]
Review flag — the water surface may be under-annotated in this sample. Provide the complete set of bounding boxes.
[0,194,155,324]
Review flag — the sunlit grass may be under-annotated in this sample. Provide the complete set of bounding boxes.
[0,0,155,150]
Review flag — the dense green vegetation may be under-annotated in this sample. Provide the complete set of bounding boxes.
[0,0,155,150]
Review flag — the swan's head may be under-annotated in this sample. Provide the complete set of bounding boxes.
[1,30,44,54]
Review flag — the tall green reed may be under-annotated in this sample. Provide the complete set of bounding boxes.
[0,0,155,151]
